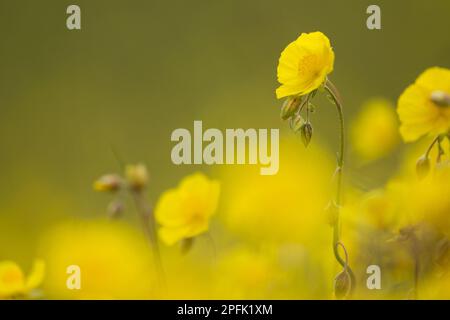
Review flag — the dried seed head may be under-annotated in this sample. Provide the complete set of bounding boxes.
[125,163,149,191]
[93,174,122,192]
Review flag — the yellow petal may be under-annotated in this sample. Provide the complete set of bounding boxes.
[0,261,26,298]
[25,259,45,292]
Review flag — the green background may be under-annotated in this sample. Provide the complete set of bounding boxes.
[0,0,448,263]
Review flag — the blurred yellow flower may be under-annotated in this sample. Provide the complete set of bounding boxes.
[276,32,335,99]
[155,172,220,246]
[354,190,399,231]
[397,67,450,142]
[214,247,277,299]
[0,260,45,299]
[219,137,333,244]
[40,220,156,299]
[351,98,400,162]
[387,165,450,236]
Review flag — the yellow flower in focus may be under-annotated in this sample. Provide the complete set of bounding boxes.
[155,172,220,246]
[40,220,156,299]
[351,98,400,162]
[276,32,335,99]
[0,260,45,299]
[397,67,450,142]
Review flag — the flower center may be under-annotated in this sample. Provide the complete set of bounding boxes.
[298,54,320,78]
[430,90,450,108]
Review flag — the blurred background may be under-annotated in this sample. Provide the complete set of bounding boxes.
[0,0,449,299]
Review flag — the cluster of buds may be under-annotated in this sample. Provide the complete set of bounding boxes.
[93,163,149,218]
[280,93,316,147]
[416,134,449,179]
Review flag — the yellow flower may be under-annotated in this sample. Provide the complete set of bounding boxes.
[390,166,450,236]
[397,67,450,142]
[155,172,220,246]
[276,31,335,99]
[40,220,156,299]
[351,98,400,162]
[219,137,333,244]
[0,260,45,299]
[213,247,276,299]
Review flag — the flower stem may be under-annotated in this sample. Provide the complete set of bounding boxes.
[131,191,166,293]
[324,79,355,292]
[425,136,440,158]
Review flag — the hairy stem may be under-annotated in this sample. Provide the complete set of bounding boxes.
[324,79,355,291]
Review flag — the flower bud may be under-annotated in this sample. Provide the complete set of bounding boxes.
[180,237,194,255]
[431,91,450,108]
[125,163,149,191]
[416,155,430,179]
[280,96,301,120]
[290,115,305,132]
[300,123,313,147]
[93,174,122,192]
[334,269,352,300]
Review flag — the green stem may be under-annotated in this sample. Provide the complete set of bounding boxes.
[425,136,440,158]
[324,79,355,291]
[131,191,166,293]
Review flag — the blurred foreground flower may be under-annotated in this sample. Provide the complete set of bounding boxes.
[0,260,45,299]
[276,31,334,99]
[40,220,156,299]
[397,67,450,142]
[389,166,450,237]
[214,247,277,299]
[155,172,220,246]
[221,137,332,244]
[351,98,399,162]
